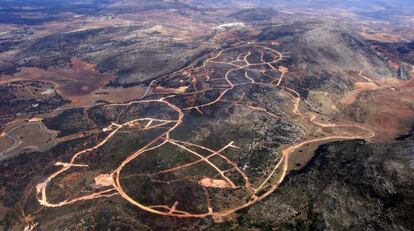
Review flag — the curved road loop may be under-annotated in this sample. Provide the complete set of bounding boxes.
[23,43,376,229]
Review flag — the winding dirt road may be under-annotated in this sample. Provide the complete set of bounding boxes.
[0,120,58,161]
[24,43,376,229]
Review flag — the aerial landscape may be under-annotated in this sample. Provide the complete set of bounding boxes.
[0,0,413,230]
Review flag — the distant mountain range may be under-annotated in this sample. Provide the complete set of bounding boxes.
[193,0,414,11]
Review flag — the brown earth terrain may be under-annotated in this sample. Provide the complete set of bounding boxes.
[0,1,413,230]
[0,58,115,101]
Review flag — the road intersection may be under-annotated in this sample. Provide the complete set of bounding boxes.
[22,43,376,229]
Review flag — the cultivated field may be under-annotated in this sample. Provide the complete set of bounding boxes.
[0,119,58,161]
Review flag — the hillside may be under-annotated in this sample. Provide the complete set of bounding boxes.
[0,1,413,230]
